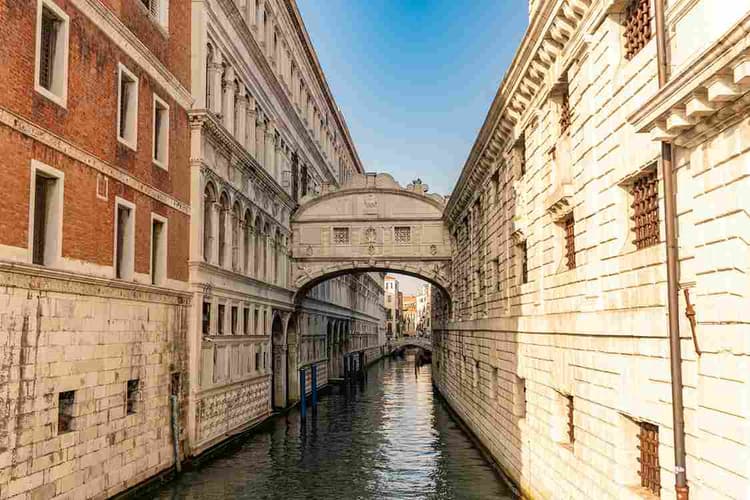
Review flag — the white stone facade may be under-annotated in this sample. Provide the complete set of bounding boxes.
[434,1,750,499]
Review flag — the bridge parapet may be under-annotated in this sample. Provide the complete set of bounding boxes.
[388,336,433,352]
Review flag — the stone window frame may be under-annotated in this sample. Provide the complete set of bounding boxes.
[117,63,140,151]
[394,226,411,244]
[29,160,64,268]
[113,196,136,280]
[152,93,170,170]
[149,213,168,286]
[332,227,349,245]
[617,160,661,255]
[34,0,70,108]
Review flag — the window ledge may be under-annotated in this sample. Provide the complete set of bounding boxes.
[117,135,138,152]
[34,84,67,109]
[153,159,168,171]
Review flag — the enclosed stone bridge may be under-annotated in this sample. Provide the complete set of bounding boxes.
[291,173,452,301]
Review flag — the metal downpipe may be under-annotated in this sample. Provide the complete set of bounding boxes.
[654,1,688,498]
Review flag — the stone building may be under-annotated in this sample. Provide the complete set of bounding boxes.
[0,0,192,498]
[401,295,417,336]
[187,0,387,456]
[416,283,432,335]
[433,0,750,498]
[384,275,402,339]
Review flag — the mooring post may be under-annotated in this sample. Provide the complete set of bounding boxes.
[299,368,307,420]
[311,364,318,407]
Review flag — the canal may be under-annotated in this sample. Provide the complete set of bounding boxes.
[147,354,515,500]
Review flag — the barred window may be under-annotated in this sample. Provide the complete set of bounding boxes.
[36,2,69,105]
[631,168,659,249]
[638,422,660,496]
[394,226,411,244]
[39,9,59,91]
[126,379,139,415]
[567,395,575,445]
[624,0,652,60]
[564,215,576,270]
[519,241,528,284]
[333,227,349,245]
[57,391,74,434]
[559,89,571,135]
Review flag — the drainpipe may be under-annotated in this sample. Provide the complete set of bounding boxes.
[654,1,688,498]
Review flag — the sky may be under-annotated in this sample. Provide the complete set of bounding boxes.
[296,0,529,197]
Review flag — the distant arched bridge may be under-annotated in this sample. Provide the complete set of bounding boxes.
[388,336,432,353]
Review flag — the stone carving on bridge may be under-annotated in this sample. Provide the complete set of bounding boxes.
[291,173,452,300]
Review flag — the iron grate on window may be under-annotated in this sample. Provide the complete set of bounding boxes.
[519,241,529,284]
[638,422,660,496]
[333,227,349,245]
[631,168,659,249]
[624,0,652,60]
[567,395,575,444]
[39,8,59,91]
[559,91,571,135]
[564,215,576,270]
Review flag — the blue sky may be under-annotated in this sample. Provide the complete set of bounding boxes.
[296,0,529,197]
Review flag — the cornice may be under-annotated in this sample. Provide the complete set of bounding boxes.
[72,0,193,109]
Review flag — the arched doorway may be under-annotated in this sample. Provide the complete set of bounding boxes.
[271,313,286,409]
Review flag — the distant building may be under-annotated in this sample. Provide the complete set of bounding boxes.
[384,275,401,339]
[402,295,417,336]
[416,284,432,335]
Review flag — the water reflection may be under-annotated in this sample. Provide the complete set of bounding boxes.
[149,355,514,500]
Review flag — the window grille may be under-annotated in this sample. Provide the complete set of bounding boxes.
[58,391,74,433]
[638,422,660,496]
[631,168,659,249]
[333,227,349,245]
[559,90,571,135]
[126,379,139,414]
[202,302,211,334]
[519,241,528,284]
[119,78,130,139]
[141,0,159,17]
[624,0,652,60]
[39,8,59,91]
[564,215,576,270]
[567,395,575,444]
[394,226,411,244]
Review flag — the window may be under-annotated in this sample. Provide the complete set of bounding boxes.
[126,379,139,415]
[218,304,225,335]
[394,226,411,244]
[518,241,529,284]
[639,422,660,496]
[631,167,659,249]
[263,351,267,369]
[567,395,575,445]
[114,199,135,280]
[563,214,576,270]
[35,0,69,106]
[140,0,169,29]
[202,301,211,334]
[57,390,74,434]
[152,95,169,168]
[255,350,260,371]
[231,306,238,334]
[30,163,63,266]
[170,372,181,397]
[150,215,166,285]
[117,64,139,149]
[333,227,349,245]
[623,0,651,60]
[254,309,260,335]
[243,307,250,335]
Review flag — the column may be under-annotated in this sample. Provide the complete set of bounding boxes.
[237,219,245,274]
[211,202,221,265]
[246,95,257,157]
[256,114,266,166]
[265,125,276,176]
[236,88,247,146]
[246,223,255,278]
[208,57,224,115]
[222,67,236,135]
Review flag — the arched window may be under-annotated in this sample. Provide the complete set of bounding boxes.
[244,209,252,275]
[232,202,241,271]
[203,183,216,262]
[254,216,263,278]
[274,229,281,285]
[218,192,229,267]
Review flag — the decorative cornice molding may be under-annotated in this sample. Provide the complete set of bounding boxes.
[0,107,191,215]
[72,0,193,110]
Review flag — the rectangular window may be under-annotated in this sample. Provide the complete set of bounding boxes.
[150,216,166,285]
[514,376,527,418]
[243,307,250,335]
[631,167,659,249]
[31,167,62,266]
[639,422,660,496]
[567,395,575,445]
[263,351,267,369]
[139,0,168,28]
[255,350,260,371]
[117,64,139,149]
[519,241,529,284]
[35,1,69,106]
[231,306,238,334]
[58,390,74,433]
[114,200,135,280]
[394,226,411,244]
[202,301,211,334]
[218,304,225,335]
[152,95,170,168]
[564,214,576,270]
[126,379,139,415]
[333,227,349,245]
[624,0,652,60]
[255,310,260,335]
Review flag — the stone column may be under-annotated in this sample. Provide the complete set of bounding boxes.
[208,59,224,115]
[265,125,276,177]
[237,219,245,274]
[256,115,266,166]
[246,96,257,157]
[211,202,221,265]
[236,88,247,146]
[222,67,236,135]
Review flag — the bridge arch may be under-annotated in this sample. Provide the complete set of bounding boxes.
[291,173,453,304]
